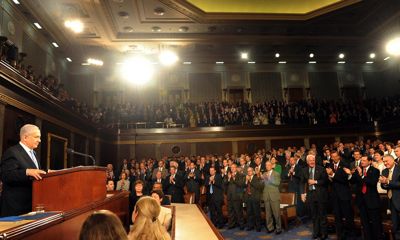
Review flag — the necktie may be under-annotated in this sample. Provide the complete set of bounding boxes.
[309,168,315,190]
[246,180,252,195]
[388,169,393,199]
[30,150,39,169]
[210,183,214,194]
[334,164,338,172]
[362,169,367,194]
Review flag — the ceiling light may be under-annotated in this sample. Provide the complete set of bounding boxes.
[52,42,59,48]
[386,37,400,56]
[338,53,345,59]
[183,61,192,65]
[64,20,84,33]
[366,61,374,64]
[66,57,72,62]
[81,62,90,66]
[278,61,286,64]
[384,56,390,61]
[241,52,248,59]
[159,50,179,66]
[275,53,280,58]
[216,61,224,64]
[179,26,189,32]
[87,58,103,66]
[152,26,161,32]
[248,61,256,64]
[309,53,314,58]
[154,7,165,16]
[12,0,20,4]
[120,57,154,85]
[33,23,42,29]
[337,61,346,64]
[369,53,376,59]
[308,61,317,64]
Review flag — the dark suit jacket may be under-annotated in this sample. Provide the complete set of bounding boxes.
[300,165,329,203]
[381,165,400,211]
[184,169,201,193]
[1,144,40,216]
[244,175,264,201]
[285,164,302,193]
[165,172,185,203]
[205,173,224,202]
[224,172,245,201]
[328,161,352,201]
[352,166,381,209]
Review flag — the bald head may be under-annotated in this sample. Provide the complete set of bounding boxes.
[20,124,41,150]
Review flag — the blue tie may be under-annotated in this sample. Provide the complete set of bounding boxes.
[210,184,214,194]
[29,150,39,169]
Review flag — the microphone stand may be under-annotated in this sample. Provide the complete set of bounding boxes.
[67,149,96,166]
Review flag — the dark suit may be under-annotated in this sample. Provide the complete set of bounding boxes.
[300,165,329,238]
[165,173,185,203]
[1,144,40,216]
[328,161,354,239]
[206,173,224,228]
[224,172,245,228]
[285,163,305,216]
[184,168,201,203]
[244,175,264,230]
[381,165,400,237]
[352,166,382,240]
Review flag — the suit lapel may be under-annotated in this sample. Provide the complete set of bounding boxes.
[16,145,37,169]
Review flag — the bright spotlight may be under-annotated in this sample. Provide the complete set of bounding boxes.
[309,53,314,58]
[241,52,249,59]
[338,53,345,59]
[64,20,84,33]
[159,51,178,66]
[386,37,400,56]
[275,53,280,58]
[369,53,376,59]
[120,57,154,85]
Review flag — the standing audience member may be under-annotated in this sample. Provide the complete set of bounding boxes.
[206,166,224,229]
[79,210,128,240]
[380,155,400,239]
[185,162,201,203]
[224,163,245,230]
[262,161,282,234]
[244,167,264,232]
[300,155,329,240]
[165,166,185,203]
[129,197,171,240]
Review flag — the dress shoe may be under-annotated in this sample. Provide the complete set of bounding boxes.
[275,230,282,235]
[246,227,254,231]
[267,229,275,234]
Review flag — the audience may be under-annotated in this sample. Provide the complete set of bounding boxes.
[151,190,172,230]
[106,179,115,191]
[79,210,128,240]
[129,196,171,240]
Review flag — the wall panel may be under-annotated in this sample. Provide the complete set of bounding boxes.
[250,72,282,102]
[237,140,266,154]
[196,141,232,156]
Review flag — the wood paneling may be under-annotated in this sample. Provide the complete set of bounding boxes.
[118,144,131,160]
[237,140,265,154]
[340,136,358,143]
[271,139,305,149]
[135,144,156,160]
[159,143,191,157]
[100,142,117,166]
[309,137,335,149]
[196,142,232,156]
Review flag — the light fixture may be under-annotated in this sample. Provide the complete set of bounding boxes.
[337,61,346,64]
[308,61,317,64]
[87,58,104,66]
[12,0,20,4]
[179,26,189,32]
[52,42,59,48]
[216,61,224,64]
[384,56,391,61]
[64,20,84,33]
[369,53,376,59]
[152,26,161,32]
[366,61,374,64]
[241,52,248,59]
[309,53,314,58]
[275,53,280,58]
[248,61,256,64]
[159,50,179,66]
[120,57,154,85]
[183,61,192,65]
[66,57,72,62]
[278,61,286,64]
[386,37,400,56]
[33,23,42,29]
[338,53,345,59]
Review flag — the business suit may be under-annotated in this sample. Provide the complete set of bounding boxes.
[328,161,354,239]
[165,172,185,203]
[352,166,382,240]
[300,165,329,239]
[286,162,305,216]
[224,172,245,229]
[185,168,201,203]
[244,175,264,231]
[1,144,40,216]
[381,165,400,237]
[206,173,224,228]
[152,167,168,180]
[262,170,282,232]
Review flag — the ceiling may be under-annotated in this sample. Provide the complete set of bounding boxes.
[15,0,400,65]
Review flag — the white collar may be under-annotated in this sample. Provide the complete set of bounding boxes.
[19,142,33,155]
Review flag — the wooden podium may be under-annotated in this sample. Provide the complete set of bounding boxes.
[0,166,130,240]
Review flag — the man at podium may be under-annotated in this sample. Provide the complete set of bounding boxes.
[0,124,46,216]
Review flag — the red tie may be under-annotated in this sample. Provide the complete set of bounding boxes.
[362,169,367,194]
[334,164,338,172]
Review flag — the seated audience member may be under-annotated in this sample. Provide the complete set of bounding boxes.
[129,197,171,240]
[79,210,128,240]
[129,180,146,224]
[152,182,171,205]
[106,164,115,181]
[151,190,172,230]
[106,179,115,191]
[116,172,130,191]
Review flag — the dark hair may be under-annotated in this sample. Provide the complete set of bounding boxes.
[151,189,165,199]
[79,210,128,240]
[134,180,144,187]
[375,149,384,156]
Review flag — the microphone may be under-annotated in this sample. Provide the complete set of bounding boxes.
[66,148,96,166]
